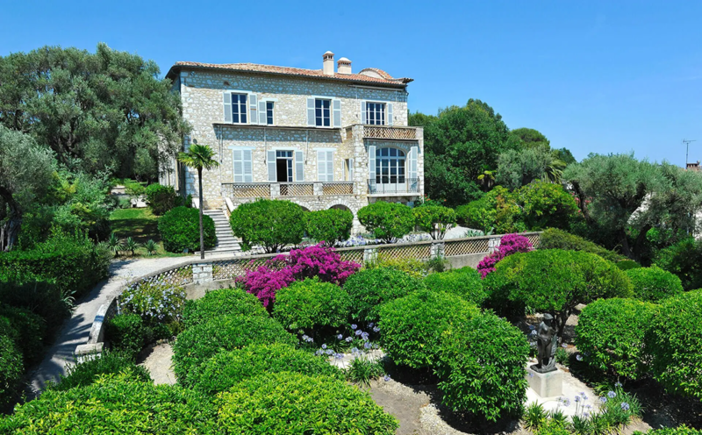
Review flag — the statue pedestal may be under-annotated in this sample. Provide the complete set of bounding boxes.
[526,366,563,398]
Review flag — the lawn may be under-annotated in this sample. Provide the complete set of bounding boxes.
[109,207,186,258]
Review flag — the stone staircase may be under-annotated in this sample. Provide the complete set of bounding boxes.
[203,209,241,253]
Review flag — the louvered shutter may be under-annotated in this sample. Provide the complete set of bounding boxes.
[409,145,418,185]
[332,99,341,127]
[258,101,266,124]
[243,150,253,182]
[387,103,393,126]
[348,158,354,181]
[249,94,258,124]
[326,150,334,181]
[368,145,376,184]
[307,98,315,126]
[295,151,304,181]
[232,149,243,182]
[317,151,327,181]
[361,101,367,124]
[223,92,232,123]
[267,150,276,182]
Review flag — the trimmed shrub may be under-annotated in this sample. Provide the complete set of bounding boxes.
[50,351,151,391]
[273,278,351,332]
[172,314,296,386]
[0,371,218,433]
[379,289,480,369]
[626,266,684,302]
[105,314,145,359]
[192,343,344,395]
[182,287,267,328]
[641,427,702,435]
[344,267,427,323]
[647,290,702,401]
[654,237,702,291]
[575,298,657,380]
[217,372,398,434]
[616,259,641,271]
[118,282,186,328]
[423,267,487,305]
[357,201,414,242]
[413,205,457,240]
[540,228,627,263]
[305,208,354,246]
[436,312,530,422]
[144,183,178,215]
[477,233,533,278]
[0,305,45,366]
[0,334,23,409]
[229,199,305,252]
[0,278,69,332]
[456,186,525,234]
[494,249,632,336]
[367,257,427,279]
[158,206,216,253]
[515,180,579,231]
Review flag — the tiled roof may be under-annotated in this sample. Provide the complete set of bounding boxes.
[166,61,412,87]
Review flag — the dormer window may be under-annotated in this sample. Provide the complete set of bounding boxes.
[366,102,386,126]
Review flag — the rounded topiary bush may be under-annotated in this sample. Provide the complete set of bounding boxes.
[423,267,486,305]
[172,314,296,386]
[50,350,151,392]
[647,290,702,401]
[182,287,267,328]
[217,372,398,434]
[379,289,480,369]
[435,312,530,422]
[344,267,426,323]
[229,199,305,252]
[357,201,414,242]
[158,206,216,253]
[145,183,178,215]
[575,298,657,380]
[626,266,684,302]
[272,278,351,332]
[192,343,344,395]
[305,208,354,246]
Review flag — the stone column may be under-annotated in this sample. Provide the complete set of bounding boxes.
[313,182,323,196]
[270,183,280,198]
[363,247,378,264]
[430,240,445,259]
[488,236,501,254]
[192,263,213,284]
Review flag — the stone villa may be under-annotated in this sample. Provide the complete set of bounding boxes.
[160,52,424,233]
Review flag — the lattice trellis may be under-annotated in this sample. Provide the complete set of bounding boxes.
[280,183,314,196]
[444,238,490,256]
[377,243,431,261]
[525,233,541,248]
[323,183,353,195]
[211,257,276,281]
[224,183,271,198]
[337,248,364,264]
[363,126,417,140]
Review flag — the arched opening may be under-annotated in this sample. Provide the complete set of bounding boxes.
[375,147,406,192]
[329,204,352,213]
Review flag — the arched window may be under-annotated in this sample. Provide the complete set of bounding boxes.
[375,147,406,185]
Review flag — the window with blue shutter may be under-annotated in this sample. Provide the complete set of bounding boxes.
[267,150,276,182]
[249,94,258,125]
[387,103,393,126]
[223,92,232,123]
[332,99,341,127]
[295,151,304,181]
[317,150,334,181]
[233,149,253,182]
[307,98,315,126]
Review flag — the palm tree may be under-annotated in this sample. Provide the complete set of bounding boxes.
[178,144,219,259]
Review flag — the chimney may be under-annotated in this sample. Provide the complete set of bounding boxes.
[323,51,335,75]
[337,57,352,74]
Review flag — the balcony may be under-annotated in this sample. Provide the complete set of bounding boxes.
[345,125,420,142]
[368,178,420,196]
[222,182,354,199]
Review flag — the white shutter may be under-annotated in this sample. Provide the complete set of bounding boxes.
[348,158,354,181]
[332,99,341,127]
[317,150,327,181]
[295,151,304,181]
[307,98,315,126]
[249,94,258,124]
[267,150,277,182]
[368,145,376,183]
[326,150,334,181]
[232,149,243,182]
[361,101,367,124]
[243,149,253,182]
[387,103,393,126]
[409,145,418,182]
[259,101,266,124]
[223,92,232,123]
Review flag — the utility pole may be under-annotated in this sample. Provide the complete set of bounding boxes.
[683,139,696,166]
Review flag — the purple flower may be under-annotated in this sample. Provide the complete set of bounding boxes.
[383,375,391,382]
[345,336,353,343]
[355,330,362,336]
[574,396,581,403]
[322,344,327,349]
[562,343,568,348]
[608,391,616,398]
[615,381,622,388]
[368,322,374,328]
[576,354,583,361]
[600,397,607,404]
[373,326,380,333]
[351,347,359,354]
[364,342,371,349]
[326,349,333,355]
[621,402,630,411]
[351,324,358,330]
[337,334,343,340]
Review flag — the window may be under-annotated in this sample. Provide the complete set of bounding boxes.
[315,99,331,127]
[276,150,293,182]
[232,149,253,182]
[376,147,406,184]
[366,102,386,126]
[266,101,274,125]
[317,150,334,182]
[231,93,248,124]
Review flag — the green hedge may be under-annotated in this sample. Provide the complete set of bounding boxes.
[305,208,354,246]
[357,201,414,242]
[423,267,487,305]
[182,287,267,328]
[217,372,398,434]
[344,267,427,323]
[648,290,702,401]
[0,278,69,334]
[379,289,480,369]
[273,278,351,332]
[192,343,344,395]
[105,314,145,359]
[626,266,684,302]
[158,206,216,253]
[436,312,530,422]
[50,351,151,392]
[638,427,702,435]
[539,228,628,263]
[172,314,296,386]
[229,199,305,252]
[654,238,702,291]
[145,183,178,215]
[412,205,457,240]
[575,298,657,380]
[0,305,45,366]
[0,334,23,409]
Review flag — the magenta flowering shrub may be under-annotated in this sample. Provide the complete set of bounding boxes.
[477,234,533,278]
[241,244,361,308]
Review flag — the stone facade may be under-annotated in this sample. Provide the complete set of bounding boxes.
[160,54,424,232]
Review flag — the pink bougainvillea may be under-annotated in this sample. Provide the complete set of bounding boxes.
[477,233,533,278]
[240,244,361,308]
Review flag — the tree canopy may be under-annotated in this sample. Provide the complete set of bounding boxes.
[509,127,550,150]
[496,147,566,190]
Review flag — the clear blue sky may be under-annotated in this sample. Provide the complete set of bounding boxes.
[2,1,701,165]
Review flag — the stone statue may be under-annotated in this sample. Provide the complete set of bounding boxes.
[531,313,557,373]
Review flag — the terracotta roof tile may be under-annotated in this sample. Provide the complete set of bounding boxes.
[167,61,412,87]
